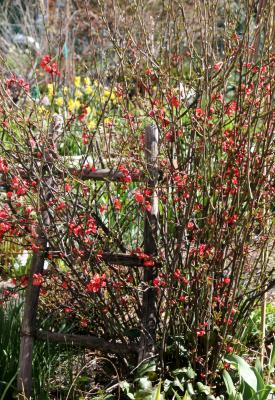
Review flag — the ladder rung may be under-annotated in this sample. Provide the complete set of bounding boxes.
[36,330,138,354]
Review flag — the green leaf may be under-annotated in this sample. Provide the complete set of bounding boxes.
[186,366,196,379]
[240,379,254,399]
[136,360,157,378]
[251,368,272,400]
[0,373,17,400]
[120,381,135,399]
[223,370,236,399]
[253,387,272,400]
[134,391,152,400]
[269,341,275,373]
[197,382,211,395]
[172,368,187,376]
[227,355,257,392]
[255,358,263,375]
[172,388,182,400]
[138,376,153,392]
[163,379,173,393]
[252,366,265,392]
[173,376,184,392]
[187,382,195,396]
[125,394,135,400]
[182,391,192,400]
[153,382,162,400]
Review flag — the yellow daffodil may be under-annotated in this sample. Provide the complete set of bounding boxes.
[87,120,96,130]
[68,98,81,112]
[63,86,68,95]
[74,76,81,88]
[103,89,116,101]
[47,83,54,97]
[103,89,111,99]
[84,77,91,86]
[75,89,83,98]
[84,86,93,95]
[104,117,113,126]
[37,106,47,114]
[55,97,64,107]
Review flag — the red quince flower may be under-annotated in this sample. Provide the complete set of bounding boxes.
[169,95,180,108]
[213,62,223,71]
[114,198,122,210]
[143,259,155,267]
[226,345,234,353]
[80,319,88,327]
[134,191,144,203]
[32,273,43,286]
[195,108,204,118]
[86,273,107,293]
[65,183,71,192]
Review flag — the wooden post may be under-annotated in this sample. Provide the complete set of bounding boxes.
[139,125,159,363]
[17,115,62,398]
[17,237,47,397]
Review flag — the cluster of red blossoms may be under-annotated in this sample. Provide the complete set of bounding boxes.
[0,208,11,240]
[40,55,60,76]
[0,158,9,173]
[196,322,209,337]
[5,75,30,92]
[86,273,107,293]
[133,247,155,267]
[134,189,152,212]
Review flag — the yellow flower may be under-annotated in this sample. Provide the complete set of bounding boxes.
[55,97,64,107]
[104,117,113,126]
[103,89,111,99]
[75,89,83,98]
[103,89,116,101]
[84,77,91,86]
[37,106,46,114]
[63,86,68,95]
[68,98,81,112]
[84,86,93,95]
[47,83,54,97]
[74,76,81,88]
[87,120,96,130]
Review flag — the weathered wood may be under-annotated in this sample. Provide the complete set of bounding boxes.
[139,125,159,363]
[82,252,161,267]
[72,167,142,181]
[17,249,46,397]
[0,168,141,185]
[17,115,62,398]
[36,330,139,354]
[0,164,164,186]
